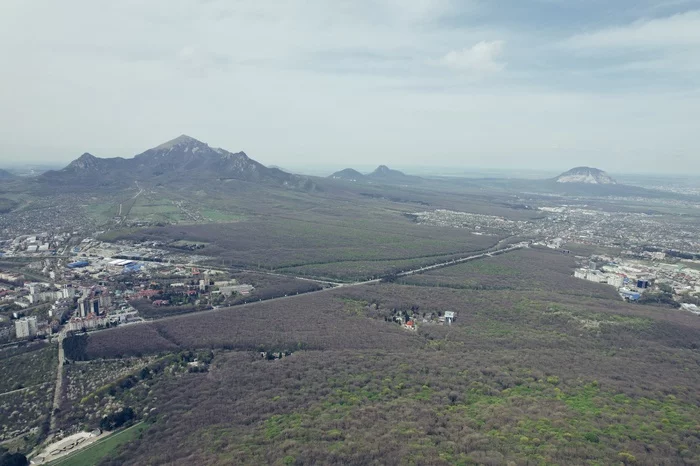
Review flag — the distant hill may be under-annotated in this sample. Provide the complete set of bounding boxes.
[0,169,15,180]
[63,153,129,174]
[39,135,314,190]
[368,165,406,180]
[328,165,419,185]
[555,167,616,185]
[329,168,366,182]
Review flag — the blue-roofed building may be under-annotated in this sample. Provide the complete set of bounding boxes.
[67,260,89,269]
[620,290,641,301]
[122,263,143,274]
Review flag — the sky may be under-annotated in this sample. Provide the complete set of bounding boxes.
[1,0,700,174]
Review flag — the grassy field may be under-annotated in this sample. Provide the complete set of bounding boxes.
[127,195,185,224]
[200,209,245,222]
[83,202,118,224]
[50,423,146,466]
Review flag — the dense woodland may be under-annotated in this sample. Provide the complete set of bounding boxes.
[71,247,700,465]
[0,346,55,447]
[112,214,501,280]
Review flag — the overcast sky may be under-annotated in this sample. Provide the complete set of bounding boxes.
[1,0,700,174]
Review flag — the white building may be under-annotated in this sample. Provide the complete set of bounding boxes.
[607,275,625,288]
[66,314,108,332]
[15,316,38,339]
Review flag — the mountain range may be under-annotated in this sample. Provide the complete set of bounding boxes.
[39,135,313,190]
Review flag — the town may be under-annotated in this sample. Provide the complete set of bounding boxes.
[0,234,256,347]
[573,251,700,314]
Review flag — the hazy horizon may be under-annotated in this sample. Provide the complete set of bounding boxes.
[2,152,699,180]
[2,1,700,174]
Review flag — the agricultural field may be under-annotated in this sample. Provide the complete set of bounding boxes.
[83,202,119,225]
[126,195,186,225]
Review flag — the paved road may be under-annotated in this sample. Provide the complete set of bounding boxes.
[395,243,525,277]
[228,267,346,287]
[224,239,525,287]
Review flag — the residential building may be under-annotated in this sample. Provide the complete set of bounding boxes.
[15,316,37,339]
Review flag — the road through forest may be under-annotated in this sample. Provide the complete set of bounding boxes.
[93,242,529,329]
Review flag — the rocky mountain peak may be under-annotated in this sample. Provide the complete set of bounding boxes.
[66,153,102,171]
[150,135,209,153]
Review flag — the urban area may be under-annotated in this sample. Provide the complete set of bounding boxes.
[0,233,254,345]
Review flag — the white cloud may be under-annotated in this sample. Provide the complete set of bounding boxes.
[566,10,700,49]
[1,1,700,172]
[441,41,506,74]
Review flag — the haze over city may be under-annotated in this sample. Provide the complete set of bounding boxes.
[2,0,700,173]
